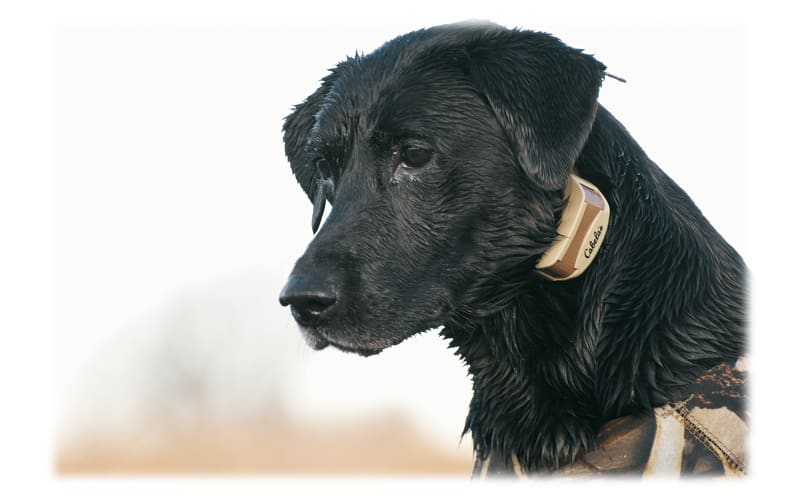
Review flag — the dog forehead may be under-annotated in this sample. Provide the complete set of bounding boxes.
[312,58,383,140]
[313,35,478,146]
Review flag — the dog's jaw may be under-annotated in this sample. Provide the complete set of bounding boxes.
[299,326,380,356]
[298,326,404,357]
[301,324,445,357]
[299,327,330,350]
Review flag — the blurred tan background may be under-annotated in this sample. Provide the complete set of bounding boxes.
[55,271,475,475]
[53,24,747,476]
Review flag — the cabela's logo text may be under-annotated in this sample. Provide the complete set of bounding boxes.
[584,226,604,259]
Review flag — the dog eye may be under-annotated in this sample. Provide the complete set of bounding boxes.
[315,158,332,179]
[400,146,432,169]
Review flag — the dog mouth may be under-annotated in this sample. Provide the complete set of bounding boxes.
[300,329,331,350]
[299,325,444,357]
[299,327,384,356]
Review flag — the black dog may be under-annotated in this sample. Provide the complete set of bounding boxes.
[279,22,746,474]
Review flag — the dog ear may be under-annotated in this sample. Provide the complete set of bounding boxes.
[282,66,344,203]
[465,28,606,190]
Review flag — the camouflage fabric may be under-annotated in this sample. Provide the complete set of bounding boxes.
[473,357,747,478]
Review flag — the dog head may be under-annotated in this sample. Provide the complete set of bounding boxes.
[280,22,606,355]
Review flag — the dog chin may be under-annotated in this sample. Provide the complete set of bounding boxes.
[299,327,387,357]
[300,329,331,350]
[300,325,444,357]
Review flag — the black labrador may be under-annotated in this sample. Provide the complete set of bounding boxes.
[279,22,746,474]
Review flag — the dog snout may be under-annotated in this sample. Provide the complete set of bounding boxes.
[279,273,339,326]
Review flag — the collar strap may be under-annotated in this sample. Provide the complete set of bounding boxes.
[535,174,610,281]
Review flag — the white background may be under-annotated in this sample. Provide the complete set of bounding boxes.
[1,0,797,498]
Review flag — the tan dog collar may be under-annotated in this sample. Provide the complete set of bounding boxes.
[535,174,610,281]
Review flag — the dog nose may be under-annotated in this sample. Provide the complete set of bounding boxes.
[279,275,338,326]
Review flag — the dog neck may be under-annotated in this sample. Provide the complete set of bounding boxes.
[442,278,594,471]
[440,105,746,472]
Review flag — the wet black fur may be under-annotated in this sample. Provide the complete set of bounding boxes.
[281,22,747,472]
